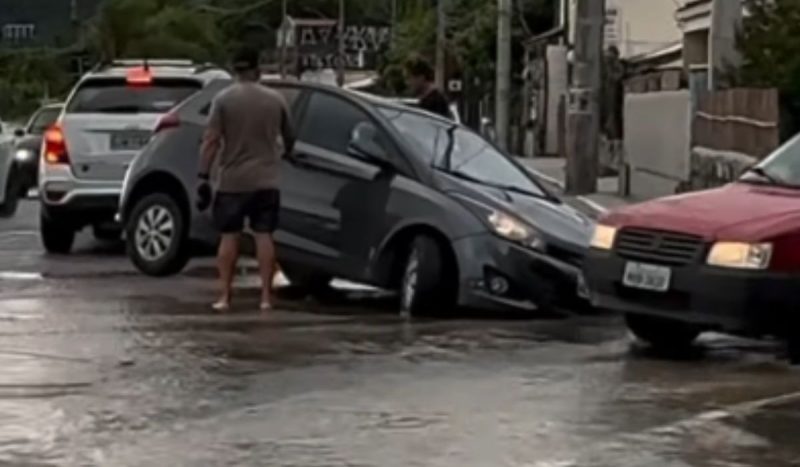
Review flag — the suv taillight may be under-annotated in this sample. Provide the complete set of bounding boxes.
[154,113,180,134]
[44,124,69,165]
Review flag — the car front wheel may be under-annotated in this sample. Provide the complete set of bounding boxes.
[126,193,189,277]
[626,313,702,350]
[400,235,455,316]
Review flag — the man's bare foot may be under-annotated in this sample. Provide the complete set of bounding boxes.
[260,296,272,312]
[212,298,231,312]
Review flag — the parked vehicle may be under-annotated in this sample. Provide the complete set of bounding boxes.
[0,119,17,216]
[7,104,64,197]
[120,81,594,314]
[584,132,800,352]
[38,59,230,253]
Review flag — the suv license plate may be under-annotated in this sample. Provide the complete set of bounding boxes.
[623,262,671,292]
[111,132,150,150]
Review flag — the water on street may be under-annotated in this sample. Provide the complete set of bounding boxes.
[2,201,800,467]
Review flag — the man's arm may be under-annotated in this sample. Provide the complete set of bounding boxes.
[199,100,223,177]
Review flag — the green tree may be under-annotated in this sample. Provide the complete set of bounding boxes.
[736,0,800,135]
[87,0,224,62]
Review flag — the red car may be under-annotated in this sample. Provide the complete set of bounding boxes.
[584,135,800,355]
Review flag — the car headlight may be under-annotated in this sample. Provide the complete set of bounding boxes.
[707,242,772,270]
[590,224,617,250]
[14,148,34,161]
[488,210,543,250]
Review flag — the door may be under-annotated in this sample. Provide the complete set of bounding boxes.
[278,91,396,280]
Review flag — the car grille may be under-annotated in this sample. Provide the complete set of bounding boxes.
[615,228,706,266]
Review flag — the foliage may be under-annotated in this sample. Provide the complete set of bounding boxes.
[0,51,71,120]
[736,0,800,135]
[86,0,224,62]
[381,0,556,96]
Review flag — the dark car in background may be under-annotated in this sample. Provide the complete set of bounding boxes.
[13,103,63,191]
[120,81,594,315]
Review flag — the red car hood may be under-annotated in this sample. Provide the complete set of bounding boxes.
[604,183,800,241]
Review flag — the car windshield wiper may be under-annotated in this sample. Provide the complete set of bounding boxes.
[440,124,459,170]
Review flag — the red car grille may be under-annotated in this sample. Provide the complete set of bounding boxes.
[615,228,706,266]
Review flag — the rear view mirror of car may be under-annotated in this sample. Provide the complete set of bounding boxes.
[348,122,389,165]
[14,128,25,138]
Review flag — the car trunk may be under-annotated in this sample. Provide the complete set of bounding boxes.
[63,76,201,181]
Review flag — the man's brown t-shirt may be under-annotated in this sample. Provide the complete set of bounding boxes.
[207,82,294,193]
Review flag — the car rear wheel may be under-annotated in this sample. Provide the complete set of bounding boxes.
[126,193,190,277]
[281,263,333,296]
[0,170,21,218]
[626,313,702,350]
[40,211,75,254]
[400,235,455,316]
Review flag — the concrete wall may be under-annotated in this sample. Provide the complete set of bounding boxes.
[624,91,693,199]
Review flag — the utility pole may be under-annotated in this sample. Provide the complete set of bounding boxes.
[495,0,512,150]
[279,0,288,78]
[337,0,346,86]
[565,0,605,195]
[435,0,447,89]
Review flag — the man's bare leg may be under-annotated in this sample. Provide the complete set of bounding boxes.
[254,233,276,310]
[214,233,240,311]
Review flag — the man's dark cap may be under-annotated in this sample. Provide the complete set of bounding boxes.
[233,47,260,72]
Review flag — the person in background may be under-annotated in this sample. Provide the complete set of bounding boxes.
[404,56,451,119]
[197,47,295,312]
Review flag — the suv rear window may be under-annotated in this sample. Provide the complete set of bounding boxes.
[66,78,202,114]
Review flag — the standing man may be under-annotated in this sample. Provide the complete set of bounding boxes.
[404,56,451,119]
[198,47,295,312]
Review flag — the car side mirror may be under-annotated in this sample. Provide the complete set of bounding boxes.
[14,128,25,138]
[348,122,389,165]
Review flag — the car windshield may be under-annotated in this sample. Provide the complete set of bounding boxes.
[741,133,800,188]
[27,107,62,135]
[380,106,545,197]
[66,78,201,114]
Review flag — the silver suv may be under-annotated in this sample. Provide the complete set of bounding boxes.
[39,59,229,253]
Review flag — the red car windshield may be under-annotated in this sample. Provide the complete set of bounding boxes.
[741,133,800,188]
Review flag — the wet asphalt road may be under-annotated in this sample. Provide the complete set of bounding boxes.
[2,201,800,467]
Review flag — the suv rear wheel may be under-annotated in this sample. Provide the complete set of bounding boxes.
[40,211,75,254]
[0,169,21,218]
[626,313,702,350]
[126,193,189,276]
[400,235,456,316]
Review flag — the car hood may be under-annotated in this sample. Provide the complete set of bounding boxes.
[604,182,800,241]
[436,172,594,252]
[14,134,42,152]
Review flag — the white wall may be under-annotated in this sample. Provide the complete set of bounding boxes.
[624,91,693,199]
[569,0,681,58]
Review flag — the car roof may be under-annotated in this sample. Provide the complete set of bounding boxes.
[204,79,456,125]
[82,60,230,83]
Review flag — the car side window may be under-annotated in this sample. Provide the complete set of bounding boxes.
[299,92,387,156]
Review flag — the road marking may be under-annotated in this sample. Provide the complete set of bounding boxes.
[576,195,609,215]
[0,230,38,239]
[0,271,43,281]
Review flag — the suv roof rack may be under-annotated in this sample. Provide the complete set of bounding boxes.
[111,59,195,68]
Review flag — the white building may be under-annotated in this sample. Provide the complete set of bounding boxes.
[568,0,681,58]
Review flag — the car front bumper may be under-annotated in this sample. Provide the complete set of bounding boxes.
[583,250,800,336]
[452,233,587,313]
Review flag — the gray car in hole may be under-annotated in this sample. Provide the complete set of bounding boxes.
[119,80,594,314]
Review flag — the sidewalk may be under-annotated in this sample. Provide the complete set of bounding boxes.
[516,157,632,215]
